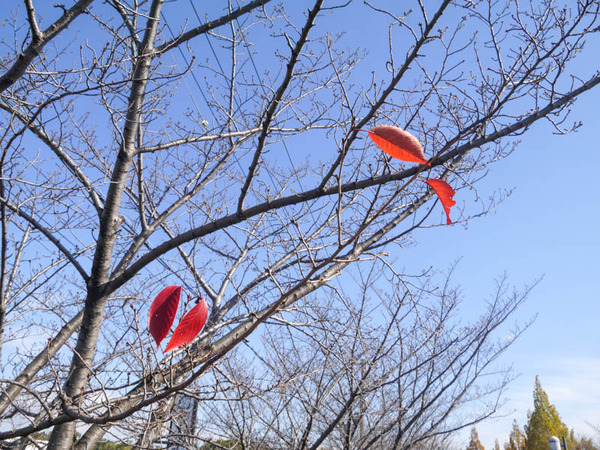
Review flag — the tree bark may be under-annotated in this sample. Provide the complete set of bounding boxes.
[47,1,165,447]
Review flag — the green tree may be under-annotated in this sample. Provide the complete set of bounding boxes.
[569,430,598,450]
[93,441,133,450]
[467,427,486,450]
[505,420,527,450]
[200,440,243,450]
[525,377,570,450]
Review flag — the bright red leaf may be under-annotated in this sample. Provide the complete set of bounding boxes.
[148,285,181,348]
[425,178,456,225]
[164,298,209,353]
[360,125,428,165]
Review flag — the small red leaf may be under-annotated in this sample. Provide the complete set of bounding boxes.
[364,125,428,165]
[164,298,209,353]
[425,178,456,225]
[148,286,181,348]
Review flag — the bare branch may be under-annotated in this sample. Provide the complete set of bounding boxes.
[0,0,95,92]
[155,0,272,54]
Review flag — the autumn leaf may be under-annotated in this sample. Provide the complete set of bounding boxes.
[425,178,456,225]
[358,125,428,165]
[148,285,181,348]
[164,298,209,353]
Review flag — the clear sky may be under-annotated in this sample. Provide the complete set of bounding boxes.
[403,84,600,447]
[308,1,600,444]
[314,1,600,446]
[387,34,600,450]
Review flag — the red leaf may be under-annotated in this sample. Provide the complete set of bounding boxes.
[164,298,209,353]
[364,125,428,165]
[148,286,181,348]
[425,178,456,225]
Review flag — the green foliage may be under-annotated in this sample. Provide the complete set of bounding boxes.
[18,434,131,449]
[467,427,486,450]
[31,431,50,440]
[524,377,570,450]
[569,431,599,450]
[92,440,133,450]
[200,440,243,449]
[497,378,599,450]
[505,420,527,450]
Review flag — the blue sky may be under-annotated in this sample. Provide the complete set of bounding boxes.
[310,1,600,444]
[308,0,600,445]
[5,0,599,445]
[328,3,600,445]
[407,86,600,446]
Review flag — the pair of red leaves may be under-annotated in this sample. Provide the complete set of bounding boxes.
[148,286,208,353]
[357,125,456,224]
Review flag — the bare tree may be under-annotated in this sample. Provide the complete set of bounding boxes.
[194,265,533,450]
[0,0,598,448]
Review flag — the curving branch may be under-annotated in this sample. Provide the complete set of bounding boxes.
[155,0,272,55]
[0,196,89,281]
[237,0,324,212]
[109,68,600,294]
[0,101,105,216]
[0,0,95,93]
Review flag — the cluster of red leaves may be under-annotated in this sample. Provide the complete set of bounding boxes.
[148,286,208,353]
[358,125,457,224]
[148,125,458,347]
